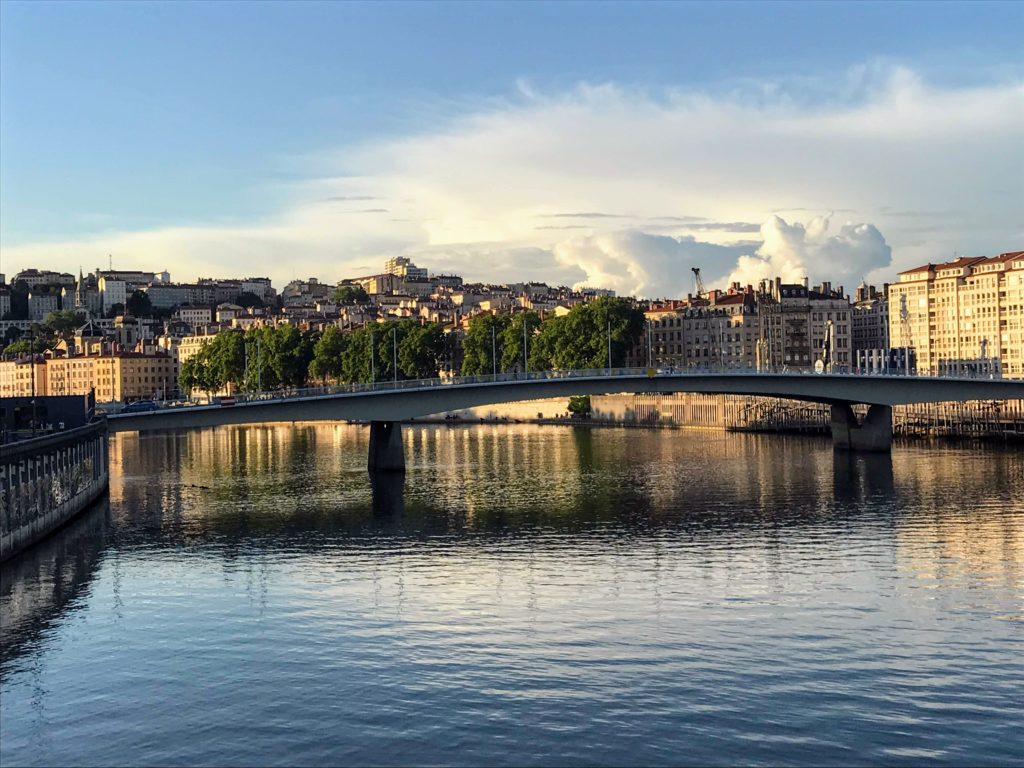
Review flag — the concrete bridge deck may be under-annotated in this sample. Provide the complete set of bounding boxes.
[105,369,1024,464]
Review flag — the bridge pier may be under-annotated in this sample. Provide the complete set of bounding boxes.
[830,404,893,452]
[368,421,405,473]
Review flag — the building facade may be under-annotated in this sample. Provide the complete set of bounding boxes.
[888,251,1023,378]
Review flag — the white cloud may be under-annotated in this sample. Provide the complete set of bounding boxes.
[726,215,892,290]
[2,65,1020,292]
[552,231,755,298]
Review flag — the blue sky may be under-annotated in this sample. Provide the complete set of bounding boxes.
[1,1,1021,294]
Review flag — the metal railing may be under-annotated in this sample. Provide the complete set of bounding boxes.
[104,365,1018,419]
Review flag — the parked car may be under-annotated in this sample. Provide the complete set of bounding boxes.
[123,400,158,413]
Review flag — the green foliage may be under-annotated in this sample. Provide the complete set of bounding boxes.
[398,322,446,379]
[178,331,246,395]
[332,285,369,305]
[567,395,592,417]
[461,313,510,375]
[43,309,82,340]
[3,338,49,356]
[235,292,264,309]
[309,325,347,382]
[126,290,153,317]
[7,282,29,320]
[530,297,644,370]
[500,311,542,372]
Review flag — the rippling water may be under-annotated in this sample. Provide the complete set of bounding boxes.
[2,425,1023,766]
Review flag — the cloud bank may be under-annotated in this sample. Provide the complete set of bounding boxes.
[2,65,1019,294]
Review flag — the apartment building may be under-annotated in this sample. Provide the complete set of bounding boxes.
[98,276,128,313]
[12,269,75,287]
[645,287,760,370]
[176,305,214,327]
[27,292,60,321]
[0,359,47,397]
[889,251,1024,377]
[756,278,852,371]
[1,350,177,402]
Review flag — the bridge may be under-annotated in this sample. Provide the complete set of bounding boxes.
[104,368,1024,469]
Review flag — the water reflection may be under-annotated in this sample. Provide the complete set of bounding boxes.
[1,425,1022,767]
[0,497,110,670]
[832,451,895,500]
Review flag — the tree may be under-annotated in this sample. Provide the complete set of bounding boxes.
[238,327,275,391]
[3,326,24,345]
[7,281,30,320]
[126,290,153,317]
[2,338,50,356]
[43,309,82,340]
[529,297,644,370]
[106,303,125,319]
[235,292,264,309]
[399,322,445,379]
[332,285,369,305]
[210,330,246,387]
[309,325,347,382]
[340,325,375,384]
[265,324,315,388]
[568,395,592,418]
[461,313,510,375]
[500,311,541,372]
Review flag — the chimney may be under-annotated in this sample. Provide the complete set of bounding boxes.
[802,276,809,289]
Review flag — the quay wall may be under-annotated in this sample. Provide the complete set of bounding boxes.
[0,421,110,562]
[427,394,1024,441]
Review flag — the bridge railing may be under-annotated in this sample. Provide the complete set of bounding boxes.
[108,365,1014,416]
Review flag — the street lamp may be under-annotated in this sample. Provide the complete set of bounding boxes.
[492,324,497,377]
[607,319,612,373]
[392,326,398,386]
[370,330,375,385]
[522,317,529,376]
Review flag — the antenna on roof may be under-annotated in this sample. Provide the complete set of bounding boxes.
[109,254,113,271]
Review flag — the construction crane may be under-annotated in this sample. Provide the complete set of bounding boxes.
[691,267,706,300]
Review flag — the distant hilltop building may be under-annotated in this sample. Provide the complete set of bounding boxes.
[13,269,76,287]
[384,257,428,280]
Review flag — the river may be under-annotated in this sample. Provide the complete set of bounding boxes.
[2,425,1022,766]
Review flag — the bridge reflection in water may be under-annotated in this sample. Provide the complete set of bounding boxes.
[2,425,1022,767]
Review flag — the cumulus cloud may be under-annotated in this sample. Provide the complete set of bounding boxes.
[552,230,756,298]
[726,215,892,289]
[1,64,1019,289]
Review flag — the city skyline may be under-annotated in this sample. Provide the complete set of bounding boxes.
[2,1,1022,297]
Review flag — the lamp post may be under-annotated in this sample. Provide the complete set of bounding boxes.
[392,327,398,386]
[491,324,497,377]
[522,317,529,375]
[646,319,652,369]
[607,319,612,373]
[30,326,37,437]
[370,330,375,385]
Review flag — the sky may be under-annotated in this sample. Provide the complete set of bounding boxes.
[1,0,1021,298]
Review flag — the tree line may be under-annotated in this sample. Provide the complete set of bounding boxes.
[178,297,644,396]
[178,320,451,395]
[460,297,644,374]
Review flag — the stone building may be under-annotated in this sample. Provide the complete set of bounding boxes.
[888,251,1023,378]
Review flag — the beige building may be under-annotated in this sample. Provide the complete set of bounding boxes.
[756,279,852,372]
[888,251,1023,377]
[0,359,47,397]
[1,351,177,402]
[645,287,760,371]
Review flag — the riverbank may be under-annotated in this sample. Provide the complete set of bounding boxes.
[414,392,1024,443]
